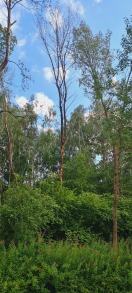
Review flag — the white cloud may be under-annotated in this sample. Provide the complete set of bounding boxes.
[43,67,54,82]
[59,67,69,80]
[16,92,54,117]
[95,0,103,3]
[46,8,63,29]
[31,32,39,44]
[17,38,26,47]
[43,66,69,82]
[62,0,85,15]
[16,96,28,107]
[33,92,54,116]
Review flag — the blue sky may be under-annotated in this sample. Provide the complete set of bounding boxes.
[0,0,132,125]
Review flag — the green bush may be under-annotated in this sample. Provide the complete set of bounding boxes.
[0,238,131,293]
[0,182,132,246]
[0,184,59,246]
[38,182,132,242]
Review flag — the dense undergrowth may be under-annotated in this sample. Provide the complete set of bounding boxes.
[0,182,131,246]
[0,238,131,293]
[0,182,132,292]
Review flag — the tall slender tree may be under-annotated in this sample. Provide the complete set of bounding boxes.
[37,3,77,183]
[72,20,132,251]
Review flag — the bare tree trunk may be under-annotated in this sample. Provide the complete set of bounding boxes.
[100,95,120,252]
[78,118,81,152]
[59,140,65,184]
[113,144,119,252]
[58,68,67,184]
[4,101,16,180]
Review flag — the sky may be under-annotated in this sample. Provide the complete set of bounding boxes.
[0,0,132,127]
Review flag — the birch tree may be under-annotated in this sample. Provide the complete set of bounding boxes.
[72,20,132,251]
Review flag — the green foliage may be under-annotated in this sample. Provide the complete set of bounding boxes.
[0,24,17,64]
[36,129,59,176]
[0,238,131,293]
[117,196,132,238]
[118,16,132,70]
[0,182,131,246]
[0,184,59,246]
[37,182,132,242]
[63,151,97,194]
[72,21,114,98]
[96,160,114,194]
[65,105,87,156]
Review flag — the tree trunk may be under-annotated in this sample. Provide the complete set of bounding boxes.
[4,99,16,180]
[59,140,65,184]
[113,144,119,252]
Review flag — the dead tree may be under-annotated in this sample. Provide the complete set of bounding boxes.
[37,4,76,183]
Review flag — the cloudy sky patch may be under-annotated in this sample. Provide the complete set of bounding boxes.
[46,8,63,29]
[95,0,103,3]
[33,92,54,116]
[43,67,54,82]
[43,66,70,82]
[17,38,26,47]
[16,92,54,117]
[16,96,28,107]
[62,0,85,15]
